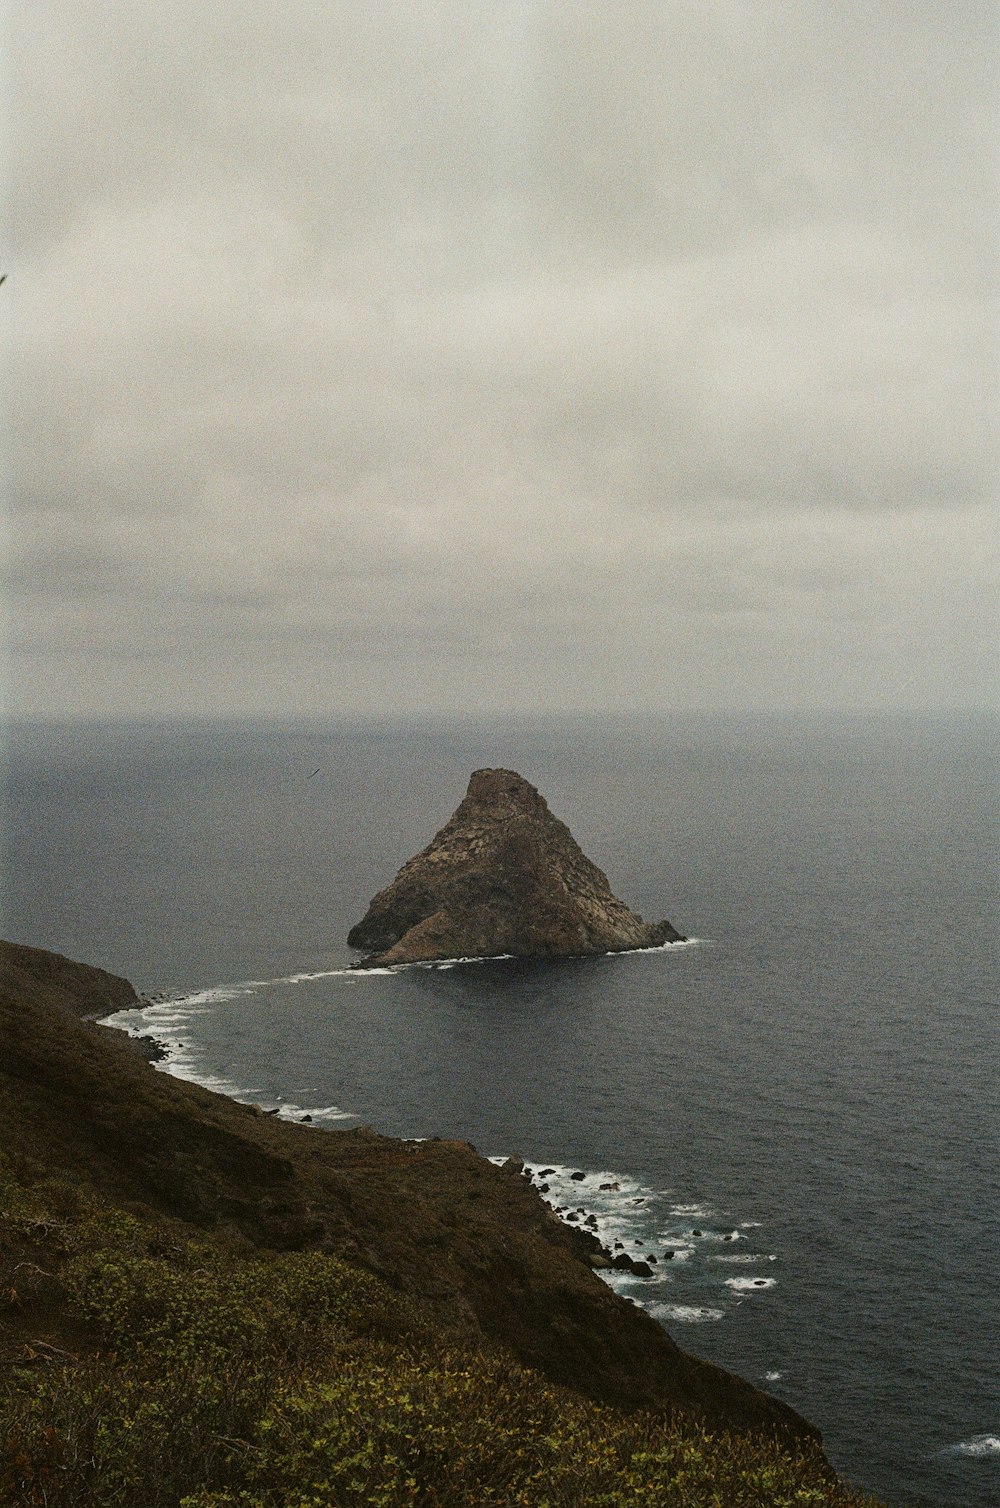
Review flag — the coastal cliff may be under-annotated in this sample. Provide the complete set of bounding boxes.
[348,768,683,967]
[1,939,789,1433]
[0,942,881,1505]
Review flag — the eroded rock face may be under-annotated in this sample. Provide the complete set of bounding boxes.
[348,767,684,967]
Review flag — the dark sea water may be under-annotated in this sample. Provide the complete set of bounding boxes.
[3,712,997,1506]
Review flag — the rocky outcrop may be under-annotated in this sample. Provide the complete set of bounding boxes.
[0,938,139,1019]
[348,768,684,967]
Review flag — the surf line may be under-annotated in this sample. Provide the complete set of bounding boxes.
[97,940,701,1124]
[96,974,363,1125]
[150,936,704,1004]
[489,1158,778,1331]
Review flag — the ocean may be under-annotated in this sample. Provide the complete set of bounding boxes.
[3,711,996,1506]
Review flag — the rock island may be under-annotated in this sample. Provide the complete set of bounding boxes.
[348,767,684,967]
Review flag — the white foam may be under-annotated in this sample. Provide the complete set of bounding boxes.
[502,1160,647,1198]
[951,1435,1000,1457]
[386,952,516,971]
[122,943,680,1011]
[490,1155,772,1319]
[603,937,703,958]
[650,1303,725,1324]
[494,1160,688,1254]
[282,968,357,983]
[765,1371,784,1381]
[275,1103,355,1125]
[99,983,359,1124]
[599,1269,658,1295]
[436,952,514,967]
[157,985,256,1008]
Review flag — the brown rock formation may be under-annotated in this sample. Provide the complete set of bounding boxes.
[348,768,683,967]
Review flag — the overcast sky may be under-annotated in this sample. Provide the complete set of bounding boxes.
[5,1,996,720]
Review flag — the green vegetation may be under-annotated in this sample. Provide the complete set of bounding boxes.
[1,1159,881,1508]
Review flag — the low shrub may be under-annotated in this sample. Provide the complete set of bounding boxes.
[0,1160,881,1508]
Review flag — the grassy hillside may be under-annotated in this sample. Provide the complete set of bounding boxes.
[0,942,884,1506]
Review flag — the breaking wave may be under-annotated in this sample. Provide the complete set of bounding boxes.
[98,972,366,1123]
[949,1435,1000,1458]
[486,1157,778,1330]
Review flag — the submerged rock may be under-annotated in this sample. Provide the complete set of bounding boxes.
[348,768,684,968]
[611,1251,654,1277]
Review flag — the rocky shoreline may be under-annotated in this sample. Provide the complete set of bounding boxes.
[109,1026,169,1062]
[79,1004,170,1063]
[503,1157,660,1277]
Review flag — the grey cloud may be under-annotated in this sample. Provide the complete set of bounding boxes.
[6,1,996,718]
[17,2,995,259]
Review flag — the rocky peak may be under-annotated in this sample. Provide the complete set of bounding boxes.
[463,768,549,816]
